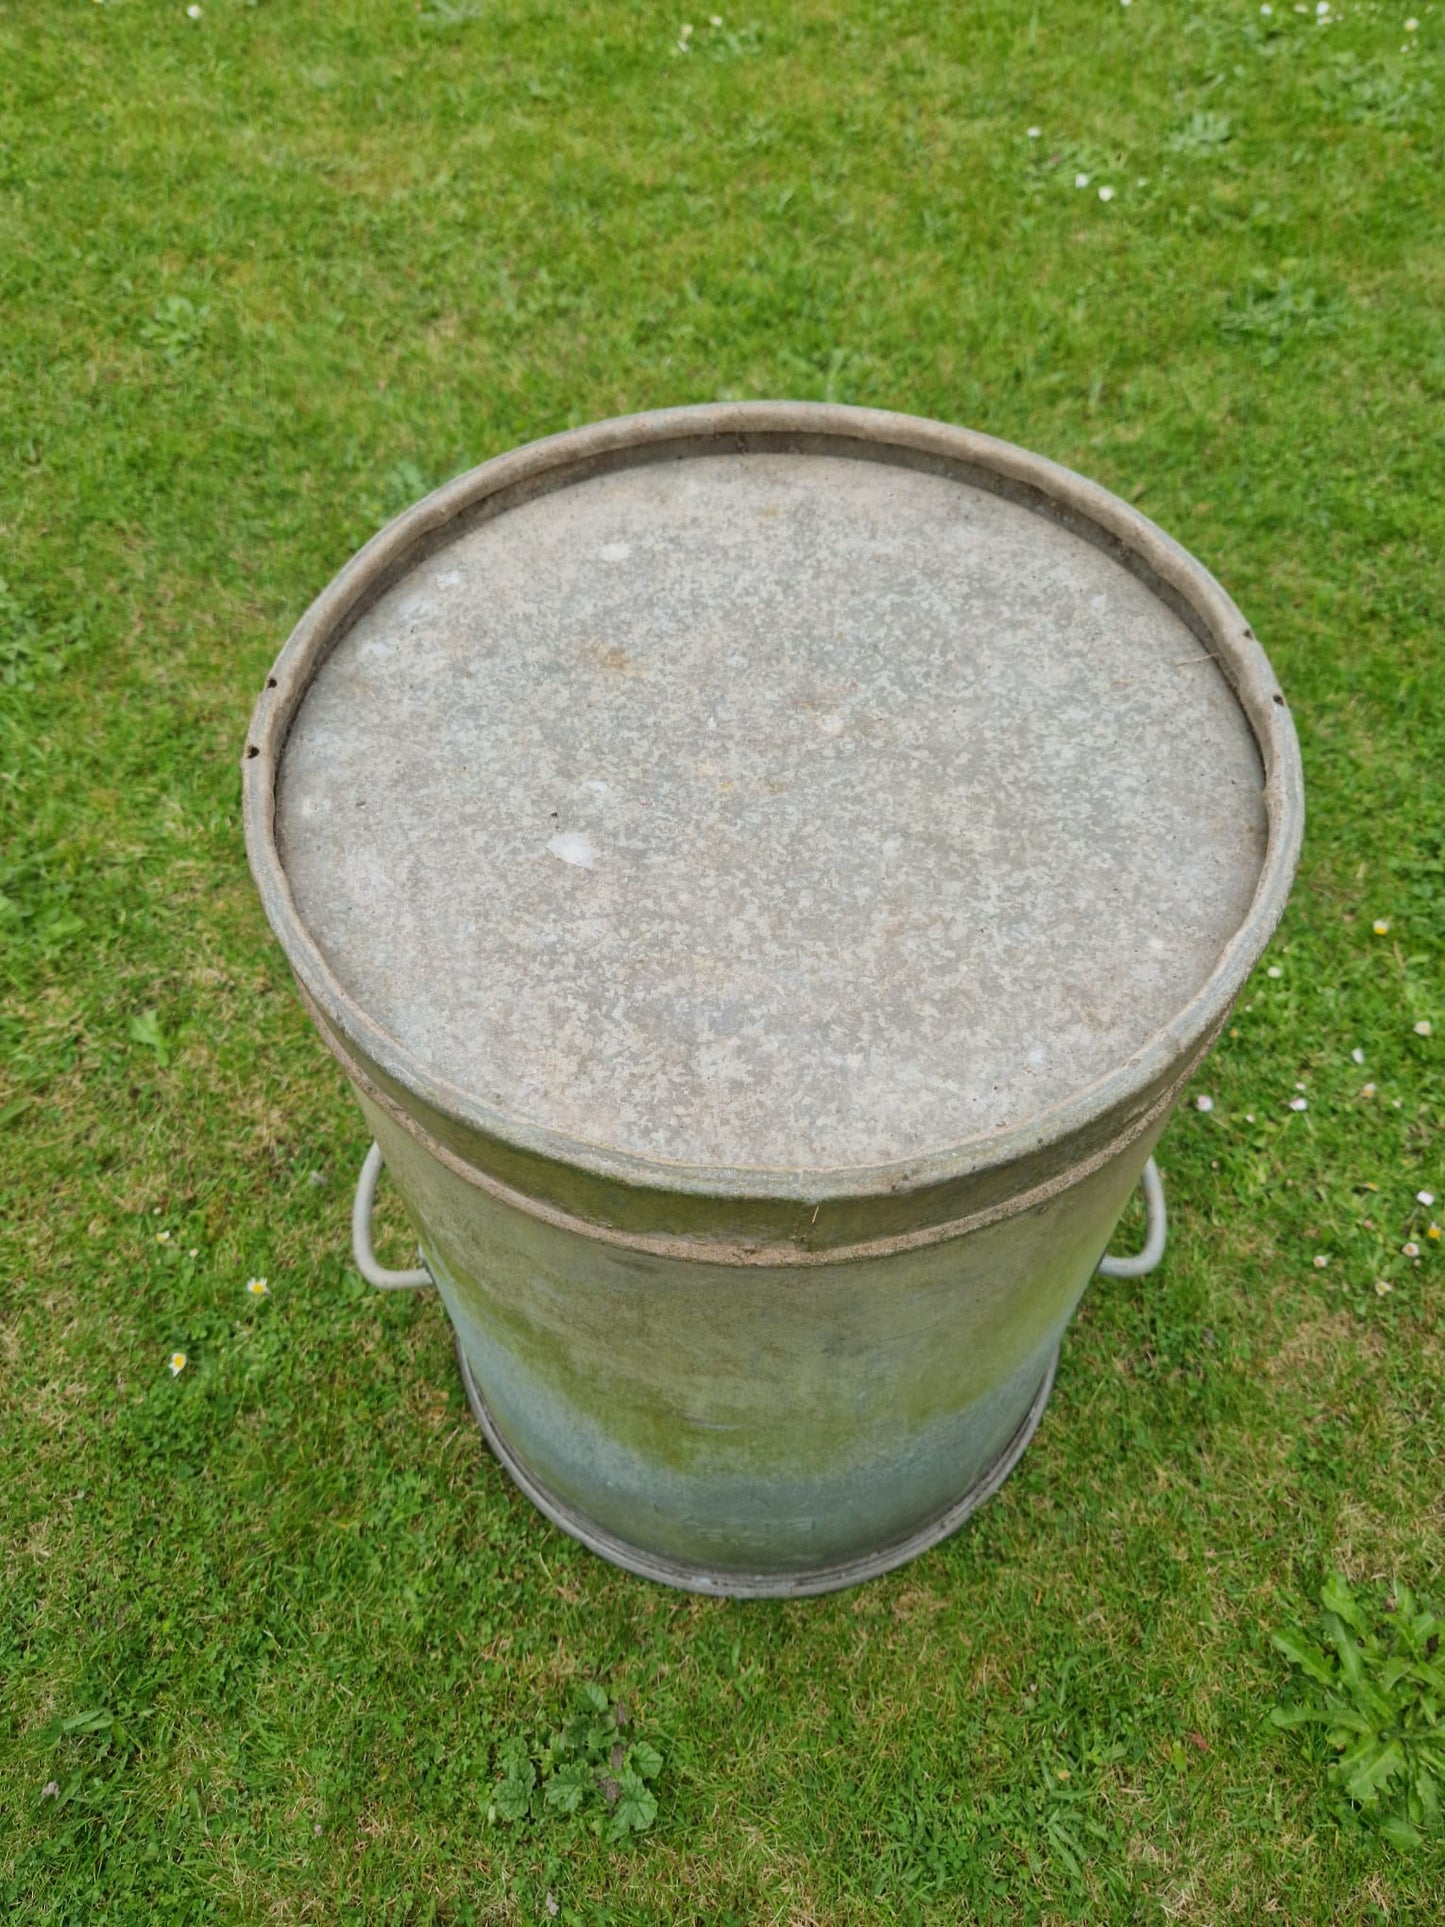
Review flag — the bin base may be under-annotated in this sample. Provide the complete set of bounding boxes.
[453,1333,1059,1599]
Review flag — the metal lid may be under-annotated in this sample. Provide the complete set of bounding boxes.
[245,404,1302,1203]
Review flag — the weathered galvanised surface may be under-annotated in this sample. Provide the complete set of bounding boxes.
[243,403,1304,1596]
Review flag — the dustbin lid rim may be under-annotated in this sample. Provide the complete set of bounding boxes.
[243,401,1304,1202]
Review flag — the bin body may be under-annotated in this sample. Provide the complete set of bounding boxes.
[245,404,1302,1594]
[360,1090,1172,1591]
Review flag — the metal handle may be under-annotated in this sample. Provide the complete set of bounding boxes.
[353,1139,1160,1287]
[1097,1157,1167,1279]
[352,1142,433,1290]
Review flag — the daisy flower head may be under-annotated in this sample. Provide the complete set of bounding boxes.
[169,1351,187,1376]
[246,1276,270,1297]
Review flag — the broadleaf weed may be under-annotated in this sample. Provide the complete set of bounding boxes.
[1272,1573,1445,1849]
[488,1684,666,1844]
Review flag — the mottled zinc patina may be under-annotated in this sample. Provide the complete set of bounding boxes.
[243,403,1303,1595]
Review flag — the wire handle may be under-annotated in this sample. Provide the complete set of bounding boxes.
[353,1139,1158,1288]
[352,1142,433,1290]
[1097,1157,1167,1279]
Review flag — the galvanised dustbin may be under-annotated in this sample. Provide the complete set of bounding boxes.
[243,403,1303,1597]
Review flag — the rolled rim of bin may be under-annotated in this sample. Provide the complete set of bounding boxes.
[242,402,1304,1254]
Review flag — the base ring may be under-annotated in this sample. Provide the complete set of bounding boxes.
[453,1334,1059,1599]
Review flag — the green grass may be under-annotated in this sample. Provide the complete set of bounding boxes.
[2,0,1442,1918]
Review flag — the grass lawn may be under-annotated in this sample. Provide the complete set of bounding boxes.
[2,0,1443,1918]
